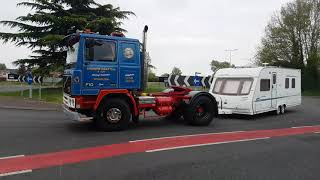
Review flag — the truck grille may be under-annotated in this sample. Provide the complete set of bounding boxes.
[63,75,72,94]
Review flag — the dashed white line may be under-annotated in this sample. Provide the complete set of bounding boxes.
[291,125,318,129]
[130,131,245,143]
[146,137,270,152]
[0,170,32,177]
[0,155,25,160]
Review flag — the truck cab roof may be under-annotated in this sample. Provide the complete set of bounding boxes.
[76,33,140,43]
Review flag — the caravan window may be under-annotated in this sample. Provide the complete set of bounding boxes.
[241,80,252,94]
[285,78,289,89]
[292,78,296,88]
[212,78,253,95]
[213,79,223,93]
[223,80,241,94]
[260,79,270,91]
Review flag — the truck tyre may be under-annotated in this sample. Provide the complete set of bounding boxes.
[95,99,131,131]
[165,108,183,121]
[132,115,139,123]
[183,96,217,126]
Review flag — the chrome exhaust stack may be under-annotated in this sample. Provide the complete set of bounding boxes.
[142,25,149,90]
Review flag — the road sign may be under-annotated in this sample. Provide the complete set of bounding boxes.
[7,74,18,81]
[194,72,201,87]
[33,76,43,84]
[27,73,33,85]
[168,75,213,88]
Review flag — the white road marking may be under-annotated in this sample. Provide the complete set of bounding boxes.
[146,137,270,152]
[0,155,25,160]
[130,131,245,143]
[0,170,32,177]
[291,125,318,129]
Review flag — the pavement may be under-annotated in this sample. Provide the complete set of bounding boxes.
[0,96,319,179]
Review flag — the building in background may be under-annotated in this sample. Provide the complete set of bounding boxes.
[0,69,18,81]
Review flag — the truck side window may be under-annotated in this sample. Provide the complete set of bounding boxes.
[285,78,289,89]
[292,78,295,88]
[85,39,116,62]
[260,79,270,91]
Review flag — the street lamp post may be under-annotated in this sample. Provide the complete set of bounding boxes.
[225,49,238,65]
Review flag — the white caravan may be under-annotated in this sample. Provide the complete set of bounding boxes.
[209,67,301,115]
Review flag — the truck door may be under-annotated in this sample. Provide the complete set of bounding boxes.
[271,72,277,108]
[82,38,118,94]
[118,41,141,89]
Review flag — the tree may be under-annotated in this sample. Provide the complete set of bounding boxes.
[0,63,6,70]
[0,0,134,75]
[171,67,182,76]
[148,71,158,82]
[210,60,235,72]
[160,73,170,77]
[17,64,27,75]
[256,0,320,89]
[146,52,155,71]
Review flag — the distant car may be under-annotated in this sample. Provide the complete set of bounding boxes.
[210,67,301,115]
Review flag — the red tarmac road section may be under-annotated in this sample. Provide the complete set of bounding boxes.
[1,125,320,174]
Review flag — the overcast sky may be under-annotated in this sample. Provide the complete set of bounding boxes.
[0,0,291,75]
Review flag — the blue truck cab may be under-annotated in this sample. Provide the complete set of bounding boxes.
[63,32,142,97]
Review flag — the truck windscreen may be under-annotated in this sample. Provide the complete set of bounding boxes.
[66,42,79,66]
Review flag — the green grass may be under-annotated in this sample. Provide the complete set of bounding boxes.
[303,89,320,96]
[0,81,25,86]
[145,82,166,93]
[0,88,63,104]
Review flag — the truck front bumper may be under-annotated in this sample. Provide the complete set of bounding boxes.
[63,105,92,122]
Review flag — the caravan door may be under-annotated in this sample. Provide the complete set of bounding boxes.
[271,72,277,108]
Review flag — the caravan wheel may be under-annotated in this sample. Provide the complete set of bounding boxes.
[275,106,282,115]
[281,105,286,114]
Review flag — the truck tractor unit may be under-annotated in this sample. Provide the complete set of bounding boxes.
[63,26,218,131]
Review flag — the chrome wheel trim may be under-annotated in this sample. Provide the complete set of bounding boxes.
[106,108,122,123]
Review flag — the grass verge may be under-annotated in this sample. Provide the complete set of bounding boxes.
[303,89,320,96]
[0,88,63,104]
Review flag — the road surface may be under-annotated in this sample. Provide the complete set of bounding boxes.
[0,97,319,180]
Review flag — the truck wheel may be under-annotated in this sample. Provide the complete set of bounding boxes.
[281,105,286,114]
[183,96,217,126]
[132,115,139,123]
[95,99,131,131]
[166,109,183,121]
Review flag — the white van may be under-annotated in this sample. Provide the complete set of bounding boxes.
[209,67,301,115]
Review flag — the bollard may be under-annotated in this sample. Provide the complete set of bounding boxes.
[29,85,32,99]
[20,83,23,97]
[39,84,42,100]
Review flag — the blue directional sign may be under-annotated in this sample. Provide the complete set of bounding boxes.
[27,72,33,85]
[194,72,201,86]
